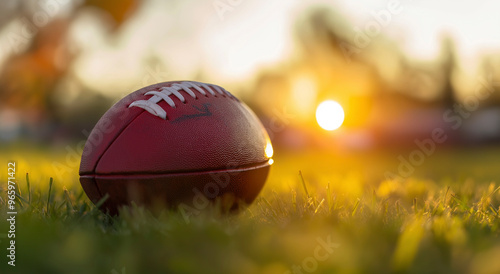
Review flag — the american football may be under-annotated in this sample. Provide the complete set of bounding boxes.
[79,81,273,214]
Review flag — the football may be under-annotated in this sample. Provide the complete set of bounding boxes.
[79,81,273,214]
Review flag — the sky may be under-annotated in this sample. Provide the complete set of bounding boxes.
[2,0,500,96]
[71,0,299,93]
[338,0,500,61]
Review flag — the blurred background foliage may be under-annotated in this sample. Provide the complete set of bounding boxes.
[0,0,500,151]
[2,2,500,273]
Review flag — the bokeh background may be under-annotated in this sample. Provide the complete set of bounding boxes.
[2,0,500,151]
[3,1,500,273]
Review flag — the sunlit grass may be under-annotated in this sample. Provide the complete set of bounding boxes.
[1,146,500,273]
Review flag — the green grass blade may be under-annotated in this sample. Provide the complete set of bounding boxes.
[26,173,31,204]
[299,170,310,198]
[352,198,360,216]
[47,177,53,215]
[314,198,325,214]
[14,191,28,203]
[94,193,110,209]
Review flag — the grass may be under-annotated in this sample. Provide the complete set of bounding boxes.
[1,145,500,274]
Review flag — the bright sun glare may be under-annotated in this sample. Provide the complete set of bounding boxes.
[316,100,345,131]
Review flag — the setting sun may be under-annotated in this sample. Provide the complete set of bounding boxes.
[316,100,345,131]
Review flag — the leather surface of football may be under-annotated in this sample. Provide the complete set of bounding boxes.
[79,81,273,214]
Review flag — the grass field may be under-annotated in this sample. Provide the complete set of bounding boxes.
[1,145,500,274]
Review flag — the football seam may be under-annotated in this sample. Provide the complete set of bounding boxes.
[90,110,150,201]
[84,82,251,200]
[90,109,146,175]
[128,81,238,120]
[81,160,271,178]
[84,86,245,176]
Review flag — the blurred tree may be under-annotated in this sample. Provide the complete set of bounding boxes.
[439,34,458,108]
[250,5,382,150]
[479,56,500,104]
[0,19,71,141]
[80,0,142,30]
[0,0,144,142]
[0,1,20,29]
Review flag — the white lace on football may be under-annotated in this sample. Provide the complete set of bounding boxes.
[128,81,231,120]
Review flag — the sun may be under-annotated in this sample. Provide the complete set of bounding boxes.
[316,100,345,131]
